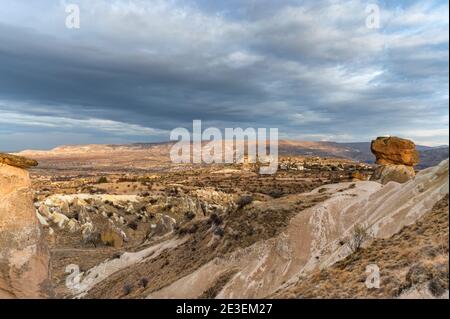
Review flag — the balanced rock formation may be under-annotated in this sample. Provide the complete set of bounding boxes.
[0,153,52,298]
[370,137,419,184]
[371,136,419,166]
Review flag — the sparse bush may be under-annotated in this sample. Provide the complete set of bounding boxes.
[123,284,133,296]
[127,221,139,230]
[82,231,101,248]
[428,277,447,297]
[236,195,253,209]
[269,190,284,198]
[139,278,149,289]
[345,224,371,253]
[184,211,196,221]
[97,176,108,184]
[214,227,225,237]
[208,213,222,226]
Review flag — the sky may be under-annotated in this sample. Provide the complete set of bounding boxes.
[0,0,448,151]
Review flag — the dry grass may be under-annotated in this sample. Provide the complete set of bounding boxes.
[273,195,449,299]
[198,269,238,299]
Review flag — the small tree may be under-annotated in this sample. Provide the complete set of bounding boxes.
[345,223,371,253]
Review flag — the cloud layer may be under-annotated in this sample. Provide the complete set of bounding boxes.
[0,0,448,150]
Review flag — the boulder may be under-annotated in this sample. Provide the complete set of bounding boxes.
[371,136,419,166]
[370,164,416,184]
[0,161,52,298]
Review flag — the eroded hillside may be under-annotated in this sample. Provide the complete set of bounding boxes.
[273,195,449,299]
[29,158,447,299]
[2,138,448,299]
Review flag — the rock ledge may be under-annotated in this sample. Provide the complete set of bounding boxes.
[0,153,38,169]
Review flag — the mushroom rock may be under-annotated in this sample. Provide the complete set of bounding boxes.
[370,137,419,184]
[0,153,52,298]
[371,136,419,166]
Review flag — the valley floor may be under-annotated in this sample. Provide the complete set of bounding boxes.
[28,157,449,299]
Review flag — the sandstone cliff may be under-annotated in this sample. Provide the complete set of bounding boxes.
[0,154,52,298]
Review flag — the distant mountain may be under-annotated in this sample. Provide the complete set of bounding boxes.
[16,140,448,171]
[416,147,450,170]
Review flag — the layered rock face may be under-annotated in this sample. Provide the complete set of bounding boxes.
[0,154,52,298]
[370,136,420,184]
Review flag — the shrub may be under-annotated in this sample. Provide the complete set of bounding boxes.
[184,211,196,221]
[214,227,225,237]
[97,176,108,184]
[269,190,284,198]
[208,213,222,226]
[345,224,371,253]
[123,284,133,296]
[127,221,139,230]
[428,278,446,297]
[82,231,101,248]
[237,195,253,209]
[138,278,149,289]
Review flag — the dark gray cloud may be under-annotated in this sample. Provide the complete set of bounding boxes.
[0,0,448,151]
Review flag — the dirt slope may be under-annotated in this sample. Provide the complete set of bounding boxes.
[147,160,448,298]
